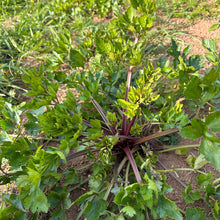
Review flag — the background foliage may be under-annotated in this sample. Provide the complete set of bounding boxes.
[0,0,220,219]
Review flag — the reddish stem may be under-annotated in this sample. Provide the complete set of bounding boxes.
[125,116,136,136]
[121,114,127,135]
[123,145,142,183]
[121,66,133,135]
[134,128,179,146]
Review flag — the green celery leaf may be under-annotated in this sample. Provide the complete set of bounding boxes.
[186,207,205,220]
[3,102,22,125]
[50,209,66,220]
[180,126,203,140]
[54,71,68,83]
[202,39,217,52]
[0,205,23,219]
[130,0,139,9]
[124,6,136,23]
[27,168,41,187]
[168,39,181,59]
[117,99,139,118]
[14,211,27,220]
[48,191,61,209]
[47,187,71,210]
[1,192,26,219]
[199,138,220,170]
[209,24,219,31]
[182,184,201,203]
[24,121,41,135]
[194,154,207,170]
[205,111,220,132]
[114,191,125,205]
[121,206,136,217]
[191,118,207,135]
[196,173,214,188]
[69,48,84,68]
[0,131,11,144]
[95,38,112,55]
[213,201,220,219]
[1,138,32,167]
[73,191,97,205]
[205,52,218,65]
[106,112,118,127]
[89,175,102,191]
[144,174,158,198]
[63,168,78,186]
[139,184,154,209]
[39,106,82,138]
[204,68,219,85]
[63,90,76,110]
[85,197,108,220]
[3,193,26,212]
[183,45,192,58]
[24,187,50,213]
[155,195,182,220]
[87,119,103,140]
[188,54,204,70]
[42,172,62,186]
[0,119,15,131]
[184,76,202,100]
[129,49,142,66]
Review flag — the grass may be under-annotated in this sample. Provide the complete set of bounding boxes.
[157,0,220,20]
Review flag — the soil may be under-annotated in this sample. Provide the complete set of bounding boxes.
[1,8,220,220]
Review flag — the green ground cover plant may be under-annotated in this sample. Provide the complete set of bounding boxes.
[157,0,220,20]
[0,0,220,219]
